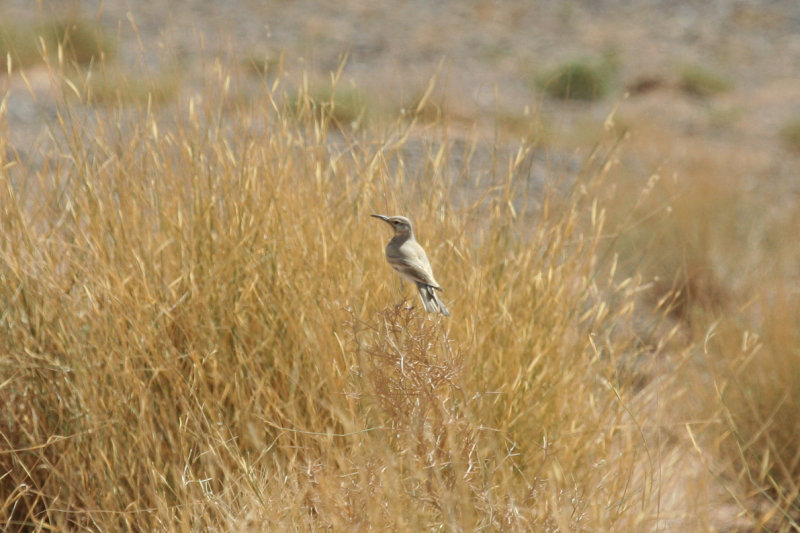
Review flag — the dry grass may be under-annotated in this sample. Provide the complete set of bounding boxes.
[605,126,800,530]
[0,41,797,531]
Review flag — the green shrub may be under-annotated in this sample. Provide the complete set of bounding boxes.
[0,17,114,68]
[292,83,370,129]
[678,64,732,97]
[779,118,800,152]
[80,69,181,106]
[537,58,613,101]
[244,52,282,77]
[0,25,41,66]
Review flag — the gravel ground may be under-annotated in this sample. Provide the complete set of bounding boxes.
[4,1,800,139]
[4,1,800,198]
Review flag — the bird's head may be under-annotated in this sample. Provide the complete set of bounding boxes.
[371,214,413,237]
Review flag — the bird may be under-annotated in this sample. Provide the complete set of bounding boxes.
[371,214,450,316]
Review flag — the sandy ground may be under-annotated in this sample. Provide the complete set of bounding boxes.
[5,1,800,149]
[5,1,800,196]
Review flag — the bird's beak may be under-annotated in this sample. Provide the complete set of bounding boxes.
[371,214,390,223]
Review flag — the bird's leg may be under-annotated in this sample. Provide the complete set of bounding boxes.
[395,279,414,311]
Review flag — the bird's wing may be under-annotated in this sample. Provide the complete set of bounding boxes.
[387,241,441,289]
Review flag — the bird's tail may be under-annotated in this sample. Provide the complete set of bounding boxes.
[417,283,450,316]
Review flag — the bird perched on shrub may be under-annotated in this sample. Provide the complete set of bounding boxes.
[371,214,450,316]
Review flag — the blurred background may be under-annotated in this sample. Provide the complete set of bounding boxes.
[4,0,800,169]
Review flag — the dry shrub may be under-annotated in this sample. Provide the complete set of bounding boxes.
[606,124,800,529]
[692,300,800,531]
[608,167,750,328]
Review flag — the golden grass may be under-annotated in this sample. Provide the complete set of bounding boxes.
[0,45,797,531]
[605,126,800,529]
